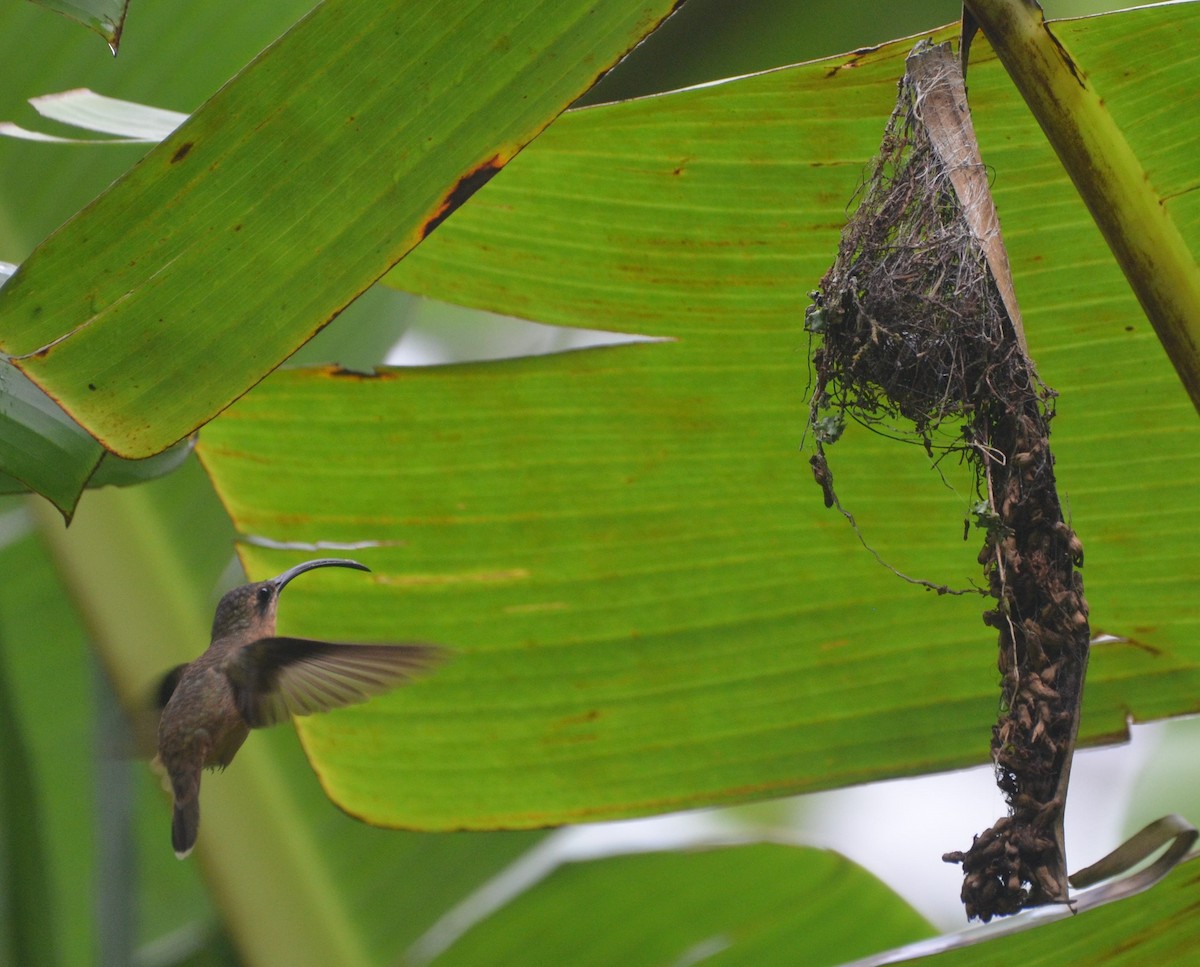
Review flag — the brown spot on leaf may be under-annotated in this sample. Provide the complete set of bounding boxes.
[171,142,194,164]
[823,42,888,79]
[322,364,397,381]
[1101,634,1163,657]
[421,156,504,240]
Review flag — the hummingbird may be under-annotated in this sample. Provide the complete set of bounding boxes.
[154,558,441,858]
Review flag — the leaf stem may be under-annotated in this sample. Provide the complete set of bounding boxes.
[964,0,1200,414]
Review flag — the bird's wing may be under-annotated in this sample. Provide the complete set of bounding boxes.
[226,637,445,728]
[155,663,189,710]
[123,662,192,760]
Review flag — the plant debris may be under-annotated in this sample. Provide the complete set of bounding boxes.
[805,41,1090,922]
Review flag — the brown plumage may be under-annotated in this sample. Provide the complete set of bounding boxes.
[154,558,442,858]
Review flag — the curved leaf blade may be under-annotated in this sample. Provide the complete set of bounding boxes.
[0,359,194,517]
[426,845,935,967]
[853,855,1200,967]
[0,0,684,459]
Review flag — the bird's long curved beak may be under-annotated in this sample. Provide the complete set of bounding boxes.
[272,558,370,592]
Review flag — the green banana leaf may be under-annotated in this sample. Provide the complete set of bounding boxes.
[195,4,1200,829]
[420,846,1200,967]
[423,844,936,967]
[0,0,687,466]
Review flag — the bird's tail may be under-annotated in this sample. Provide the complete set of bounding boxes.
[172,796,199,859]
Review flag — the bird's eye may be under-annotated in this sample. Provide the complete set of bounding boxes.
[256,586,273,610]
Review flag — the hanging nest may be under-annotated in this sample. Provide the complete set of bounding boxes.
[806,175,1028,448]
[806,41,1090,922]
[806,44,1037,451]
